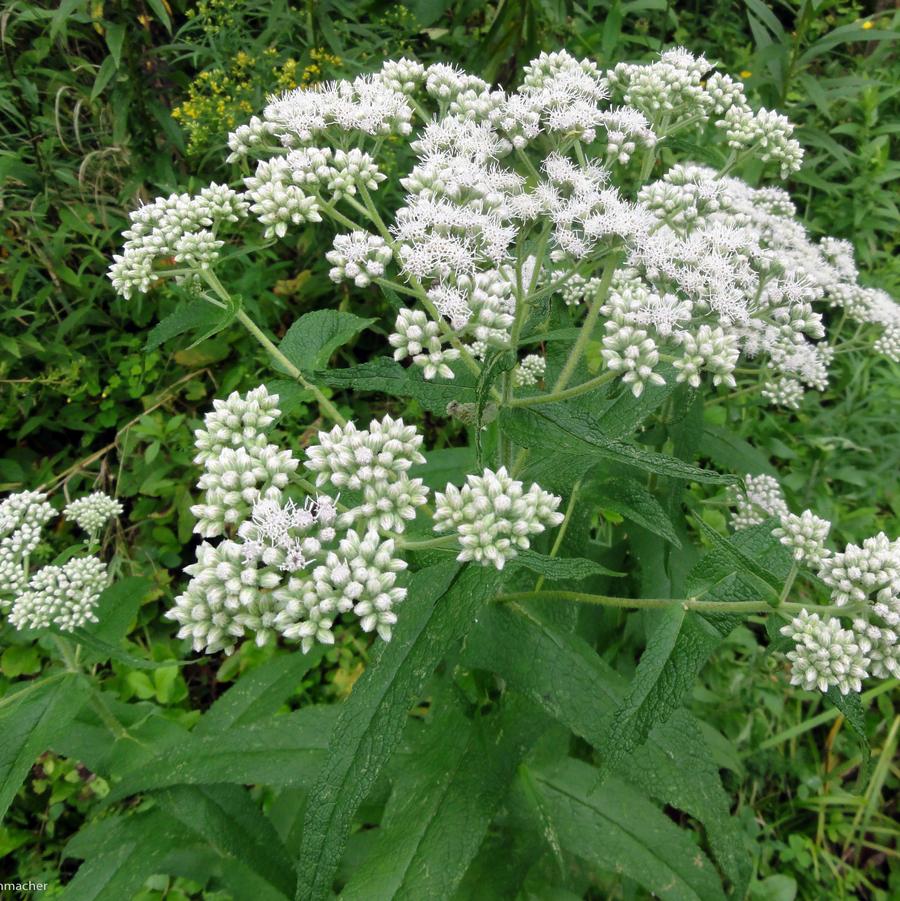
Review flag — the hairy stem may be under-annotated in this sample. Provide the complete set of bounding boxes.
[495,589,856,616]
[201,270,346,425]
[510,369,617,407]
[551,251,621,394]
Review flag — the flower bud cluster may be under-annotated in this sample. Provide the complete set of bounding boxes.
[773,509,831,566]
[727,473,789,530]
[243,157,322,239]
[780,610,869,695]
[717,106,803,179]
[725,480,899,696]
[63,492,123,541]
[433,466,564,569]
[190,386,299,537]
[286,147,386,200]
[817,532,900,624]
[326,231,393,287]
[108,184,247,298]
[9,556,108,633]
[170,390,428,655]
[513,354,546,388]
[305,416,429,534]
[388,308,460,380]
[0,491,55,601]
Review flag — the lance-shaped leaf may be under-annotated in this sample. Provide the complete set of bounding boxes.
[296,561,502,901]
[340,692,546,900]
[196,647,326,734]
[462,603,750,895]
[501,407,735,484]
[105,706,336,802]
[534,758,726,901]
[0,672,90,821]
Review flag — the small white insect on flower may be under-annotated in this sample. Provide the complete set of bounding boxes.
[433,467,564,569]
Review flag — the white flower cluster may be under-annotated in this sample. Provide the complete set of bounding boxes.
[727,474,789,530]
[0,491,55,601]
[110,51,897,404]
[108,184,247,298]
[327,231,393,287]
[63,492,123,541]
[305,416,429,533]
[433,466,564,569]
[724,474,899,692]
[9,557,108,633]
[169,389,421,654]
[1,490,112,632]
[780,610,869,695]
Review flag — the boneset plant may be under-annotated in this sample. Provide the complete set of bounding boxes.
[3,48,898,900]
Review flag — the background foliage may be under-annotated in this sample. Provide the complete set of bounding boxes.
[1,1,898,898]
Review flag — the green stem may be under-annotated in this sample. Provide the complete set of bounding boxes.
[551,251,621,394]
[534,480,581,593]
[496,589,856,616]
[234,308,347,426]
[53,636,129,741]
[778,561,800,607]
[510,369,617,408]
[200,271,345,425]
[397,534,458,551]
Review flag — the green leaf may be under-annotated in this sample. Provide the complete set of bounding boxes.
[62,808,193,901]
[591,595,745,789]
[0,673,90,821]
[90,56,118,101]
[825,688,870,776]
[685,520,794,606]
[462,603,750,894]
[63,787,292,901]
[691,516,784,597]
[341,692,546,900]
[296,561,502,901]
[318,357,476,413]
[196,648,326,735]
[501,407,734,484]
[593,477,682,546]
[155,784,294,898]
[105,707,336,802]
[104,23,126,68]
[535,758,726,900]
[279,310,374,372]
[146,0,173,32]
[509,549,624,580]
[145,300,229,351]
[701,426,778,477]
[80,576,151,649]
[66,629,198,670]
[799,26,899,66]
